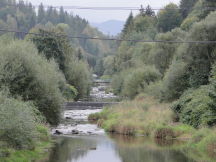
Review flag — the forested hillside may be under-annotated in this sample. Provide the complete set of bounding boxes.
[0,0,113,68]
[97,0,216,128]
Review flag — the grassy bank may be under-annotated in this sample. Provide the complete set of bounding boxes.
[0,124,52,162]
[89,95,216,160]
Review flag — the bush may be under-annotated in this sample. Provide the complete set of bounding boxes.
[111,71,127,95]
[62,84,78,101]
[91,98,173,137]
[0,92,37,149]
[28,28,92,100]
[65,59,92,99]
[161,61,190,101]
[144,81,163,99]
[172,86,216,128]
[122,66,161,99]
[0,40,64,125]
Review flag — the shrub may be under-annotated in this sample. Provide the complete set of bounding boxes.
[28,28,92,100]
[111,72,127,95]
[154,127,175,139]
[0,40,64,125]
[88,112,101,121]
[90,97,173,136]
[65,59,92,99]
[122,66,161,99]
[0,92,37,149]
[160,60,190,101]
[62,84,78,101]
[144,81,163,99]
[171,86,216,128]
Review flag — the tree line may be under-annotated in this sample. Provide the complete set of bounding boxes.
[99,0,216,128]
[0,0,113,68]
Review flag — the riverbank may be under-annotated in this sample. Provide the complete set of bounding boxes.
[0,125,53,162]
[89,95,216,161]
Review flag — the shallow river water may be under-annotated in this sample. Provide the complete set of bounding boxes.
[47,109,197,162]
[48,135,197,162]
[47,83,197,162]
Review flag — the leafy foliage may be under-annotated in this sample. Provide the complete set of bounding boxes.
[121,12,134,39]
[29,28,73,73]
[65,59,92,99]
[157,3,182,32]
[180,0,198,18]
[0,39,64,125]
[0,91,37,149]
[28,28,92,99]
[122,66,161,99]
[171,86,216,128]
[0,0,113,68]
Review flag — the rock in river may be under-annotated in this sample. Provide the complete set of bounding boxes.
[54,130,63,135]
[72,129,79,134]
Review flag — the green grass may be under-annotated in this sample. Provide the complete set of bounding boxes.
[0,124,52,162]
[89,96,174,137]
[1,141,52,162]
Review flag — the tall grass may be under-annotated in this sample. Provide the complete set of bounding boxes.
[89,95,216,159]
[89,95,174,136]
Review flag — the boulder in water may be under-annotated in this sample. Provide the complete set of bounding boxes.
[72,130,79,134]
[54,130,63,135]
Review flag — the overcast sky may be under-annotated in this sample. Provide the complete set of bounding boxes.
[27,0,181,23]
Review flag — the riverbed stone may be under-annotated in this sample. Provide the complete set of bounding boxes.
[72,130,79,134]
[54,130,63,135]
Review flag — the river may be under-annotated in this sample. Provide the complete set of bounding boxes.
[46,81,196,162]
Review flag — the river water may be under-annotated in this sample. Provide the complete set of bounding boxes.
[47,82,197,162]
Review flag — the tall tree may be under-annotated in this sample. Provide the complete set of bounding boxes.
[180,0,198,18]
[59,6,65,23]
[139,5,145,16]
[121,12,134,38]
[145,5,155,17]
[157,3,182,32]
[37,3,46,24]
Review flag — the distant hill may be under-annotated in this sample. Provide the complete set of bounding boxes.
[91,20,125,36]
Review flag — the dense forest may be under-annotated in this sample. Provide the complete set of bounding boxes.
[0,0,114,68]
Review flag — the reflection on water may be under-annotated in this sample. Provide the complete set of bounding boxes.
[48,135,195,162]
[48,136,121,162]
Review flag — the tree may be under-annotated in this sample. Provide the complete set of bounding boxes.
[0,40,64,125]
[103,55,116,75]
[29,28,71,73]
[95,59,105,76]
[0,92,38,149]
[121,12,134,38]
[180,0,198,18]
[139,5,145,16]
[38,3,47,24]
[6,15,17,30]
[59,6,65,23]
[161,11,216,101]
[122,66,161,99]
[149,28,186,75]
[157,3,182,32]
[29,27,92,100]
[65,60,92,99]
[77,48,84,60]
[145,5,155,17]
